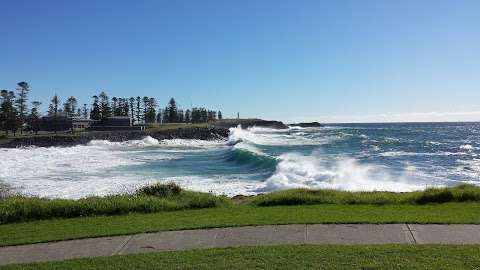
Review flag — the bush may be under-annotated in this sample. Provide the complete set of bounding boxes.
[136,182,182,197]
[415,189,454,204]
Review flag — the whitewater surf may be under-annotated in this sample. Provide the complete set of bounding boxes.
[0,122,479,199]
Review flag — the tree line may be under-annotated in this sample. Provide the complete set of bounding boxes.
[0,82,41,135]
[1,82,223,136]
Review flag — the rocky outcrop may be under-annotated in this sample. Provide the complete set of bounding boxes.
[289,122,323,128]
[214,119,288,129]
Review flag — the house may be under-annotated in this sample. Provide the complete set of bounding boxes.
[72,118,98,131]
[86,116,145,131]
[100,116,132,127]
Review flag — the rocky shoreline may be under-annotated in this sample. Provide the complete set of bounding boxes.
[0,119,292,148]
[0,127,229,148]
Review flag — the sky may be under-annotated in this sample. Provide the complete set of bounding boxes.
[1,0,479,123]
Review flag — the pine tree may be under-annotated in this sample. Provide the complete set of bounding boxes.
[28,101,42,134]
[145,97,157,123]
[15,82,30,133]
[48,94,61,134]
[167,98,177,123]
[90,96,101,120]
[112,97,118,116]
[136,96,142,124]
[184,109,191,123]
[63,96,78,118]
[0,90,17,135]
[99,91,112,121]
[82,104,88,118]
[129,97,135,122]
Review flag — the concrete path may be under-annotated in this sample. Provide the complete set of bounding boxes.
[1,224,480,265]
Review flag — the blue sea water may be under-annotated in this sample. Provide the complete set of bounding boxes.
[1,122,479,198]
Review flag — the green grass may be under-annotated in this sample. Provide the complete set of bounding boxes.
[0,184,228,224]
[1,203,479,246]
[2,184,480,225]
[2,245,480,269]
[248,184,480,206]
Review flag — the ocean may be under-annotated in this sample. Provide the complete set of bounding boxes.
[1,122,479,199]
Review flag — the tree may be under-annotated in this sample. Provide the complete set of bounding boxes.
[48,94,60,134]
[28,101,42,134]
[184,109,191,123]
[63,96,78,118]
[142,96,149,123]
[90,95,101,120]
[207,110,217,122]
[135,96,142,124]
[112,97,118,116]
[82,104,88,118]
[167,98,177,123]
[218,111,222,120]
[98,91,112,121]
[145,97,157,123]
[0,90,18,135]
[15,81,30,133]
[177,109,184,123]
[129,97,135,122]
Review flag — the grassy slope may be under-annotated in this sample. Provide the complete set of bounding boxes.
[1,203,480,246]
[2,245,480,269]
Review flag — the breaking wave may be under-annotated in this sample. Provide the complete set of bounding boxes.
[259,151,425,192]
[1,122,479,198]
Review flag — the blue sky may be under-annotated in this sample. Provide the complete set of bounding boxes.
[1,0,479,122]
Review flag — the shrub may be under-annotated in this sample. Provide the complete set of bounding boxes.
[415,189,454,204]
[136,182,182,197]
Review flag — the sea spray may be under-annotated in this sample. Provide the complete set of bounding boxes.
[260,150,425,192]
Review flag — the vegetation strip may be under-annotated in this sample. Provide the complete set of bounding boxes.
[1,245,479,269]
[1,203,479,247]
[2,184,480,224]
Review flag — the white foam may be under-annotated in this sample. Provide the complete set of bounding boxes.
[460,144,474,151]
[88,136,160,147]
[260,151,427,192]
[228,126,336,146]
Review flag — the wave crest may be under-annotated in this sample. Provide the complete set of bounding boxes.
[260,151,425,192]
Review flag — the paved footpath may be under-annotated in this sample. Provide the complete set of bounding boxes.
[1,224,480,266]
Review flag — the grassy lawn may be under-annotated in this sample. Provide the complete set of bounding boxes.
[1,203,480,246]
[2,245,480,269]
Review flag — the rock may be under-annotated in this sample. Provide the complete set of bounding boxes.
[289,122,323,128]
[214,119,288,129]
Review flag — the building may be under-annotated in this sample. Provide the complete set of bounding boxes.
[100,116,132,127]
[86,116,145,131]
[72,118,98,131]
[40,116,72,132]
